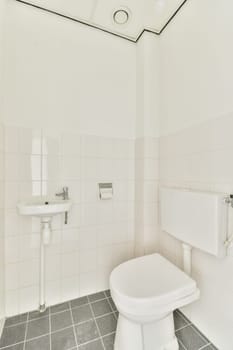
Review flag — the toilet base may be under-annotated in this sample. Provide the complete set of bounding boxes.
[114,313,179,350]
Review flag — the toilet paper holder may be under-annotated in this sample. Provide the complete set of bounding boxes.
[99,183,113,200]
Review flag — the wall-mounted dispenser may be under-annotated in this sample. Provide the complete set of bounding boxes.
[99,183,113,200]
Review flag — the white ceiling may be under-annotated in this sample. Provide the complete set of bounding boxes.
[16,0,187,41]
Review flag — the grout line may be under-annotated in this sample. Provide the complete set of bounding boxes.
[87,295,106,350]
[69,301,79,349]
[1,292,216,350]
[199,344,211,350]
[76,336,100,348]
[189,325,212,344]
[178,339,188,350]
[0,309,117,349]
[22,312,29,350]
[12,298,101,324]
[92,311,115,321]
[0,332,50,349]
[175,323,192,332]
[105,296,117,320]
[40,128,43,197]
[176,309,191,321]
[27,314,49,322]
[176,310,211,344]
[4,319,29,329]
[103,290,110,298]
[0,341,25,350]
[89,297,109,304]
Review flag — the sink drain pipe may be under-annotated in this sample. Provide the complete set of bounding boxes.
[39,218,51,313]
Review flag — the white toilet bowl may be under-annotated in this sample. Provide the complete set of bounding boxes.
[110,253,200,350]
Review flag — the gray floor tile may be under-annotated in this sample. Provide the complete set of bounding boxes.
[26,317,49,340]
[79,339,104,350]
[91,300,112,317]
[104,290,111,297]
[178,340,186,350]
[176,325,208,350]
[209,345,218,350]
[108,298,117,311]
[75,320,99,345]
[0,291,216,350]
[103,333,115,350]
[191,324,211,344]
[88,292,106,302]
[5,314,28,327]
[174,311,190,330]
[0,323,26,348]
[51,327,76,350]
[72,304,93,324]
[28,309,49,320]
[0,343,24,350]
[51,310,72,332]
[25,335,50,350]
[114,311,119,319]
[96,314,117,336]
[50,302,70,314]
[70,296,88,309]
[176,310,193,325]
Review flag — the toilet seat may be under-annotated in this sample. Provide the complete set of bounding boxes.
[110,253,199,322]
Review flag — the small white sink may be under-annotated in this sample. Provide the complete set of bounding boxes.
[17,199,72,218]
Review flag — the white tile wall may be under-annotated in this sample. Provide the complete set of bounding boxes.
[3,127,135,316]
[0,123,5,331]
[159,113,233,348]
[135,137,159,257]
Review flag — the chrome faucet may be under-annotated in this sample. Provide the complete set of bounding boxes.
[56,187,69,200]
[55,187,69,225]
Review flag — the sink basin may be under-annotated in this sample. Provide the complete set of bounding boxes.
[17,199,72,217]
[17,197,72,313]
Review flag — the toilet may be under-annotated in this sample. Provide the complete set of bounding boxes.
[110,188,228,350]
[110,253,199,350]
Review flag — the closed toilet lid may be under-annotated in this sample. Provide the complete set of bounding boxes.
[110,254,197,306]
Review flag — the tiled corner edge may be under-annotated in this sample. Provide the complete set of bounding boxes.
[177,310,218,349]
[0,317,5,339]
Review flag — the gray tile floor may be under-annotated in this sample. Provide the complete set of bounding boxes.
[0,290,218,350]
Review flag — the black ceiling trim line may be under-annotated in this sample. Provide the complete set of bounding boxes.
[14,0,137,43]
[158,0,188,35]
[14,0,188,43]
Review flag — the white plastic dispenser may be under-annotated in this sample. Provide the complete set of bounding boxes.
[160,188,228,258]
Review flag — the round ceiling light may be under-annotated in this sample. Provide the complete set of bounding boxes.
[113,9,129,25]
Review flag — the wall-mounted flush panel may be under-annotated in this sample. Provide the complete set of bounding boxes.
[160,188,228,258]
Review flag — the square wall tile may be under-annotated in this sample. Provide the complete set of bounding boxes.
[5,126,19,154]
[79,272,97,297]
[5,290,19,317]
[61,156,81,180]
[19,155,42,181]
[5,155,19,181]
[42,130,61,156]
[5,264,19,290]
[19,286,39,314]
[19,128,42,155]
[42,156,60,181]
[61,252,79,278]
[81,135,99,158]
[79,250,97,273]
[61,276,79,302]
[62,133,81,156]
